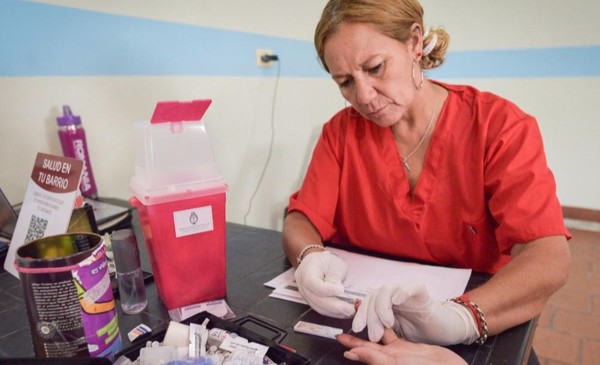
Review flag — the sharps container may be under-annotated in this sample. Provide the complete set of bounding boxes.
[15,232,122,359]
[129,99,228,310]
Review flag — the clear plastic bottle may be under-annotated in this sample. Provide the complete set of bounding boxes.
[57,105,98,198]
[111,228,148,314]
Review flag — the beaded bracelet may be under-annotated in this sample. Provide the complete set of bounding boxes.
[296,244,326,265]
[451,294,489,345]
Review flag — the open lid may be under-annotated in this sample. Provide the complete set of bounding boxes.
[150,99,212,124]
[131,98,226,206]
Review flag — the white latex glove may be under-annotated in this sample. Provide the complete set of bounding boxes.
[352,281,479,346]
[294,251,356,318]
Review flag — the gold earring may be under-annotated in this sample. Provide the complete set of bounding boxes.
[412,59,424,90]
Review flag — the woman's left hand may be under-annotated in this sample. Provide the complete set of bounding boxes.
[352,281,479,345]
[337,328,467,365]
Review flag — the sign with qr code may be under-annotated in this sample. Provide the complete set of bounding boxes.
[3,152,84,277]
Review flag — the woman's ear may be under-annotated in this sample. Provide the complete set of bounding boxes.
[409,23,423,59]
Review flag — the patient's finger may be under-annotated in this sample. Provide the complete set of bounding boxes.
[380,328,401,345]
[336,333,382,351]
[344,347,390,364]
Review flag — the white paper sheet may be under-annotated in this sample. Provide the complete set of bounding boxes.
[265,247,471,304]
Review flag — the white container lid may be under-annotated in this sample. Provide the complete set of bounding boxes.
[130,119,227,206]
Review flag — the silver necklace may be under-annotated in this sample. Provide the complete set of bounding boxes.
[401,93,437,172]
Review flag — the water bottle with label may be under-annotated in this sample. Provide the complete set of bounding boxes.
[57,105,98,198]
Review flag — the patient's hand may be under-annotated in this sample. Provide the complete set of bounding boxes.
[337,328,467,365]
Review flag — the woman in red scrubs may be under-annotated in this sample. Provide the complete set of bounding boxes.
[282,0,571,357]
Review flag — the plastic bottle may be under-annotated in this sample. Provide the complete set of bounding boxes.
[57,105,98,198]
[111,228,148,314]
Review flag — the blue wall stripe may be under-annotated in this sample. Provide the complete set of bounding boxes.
[0,1,320,77]
[431,46,600,79]
[1,1,599,79]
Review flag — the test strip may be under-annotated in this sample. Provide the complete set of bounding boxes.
[293,321,343,339]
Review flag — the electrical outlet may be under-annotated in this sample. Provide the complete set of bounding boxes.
[256,49,274,67]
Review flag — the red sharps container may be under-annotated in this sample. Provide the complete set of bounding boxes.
[129,100,227,310]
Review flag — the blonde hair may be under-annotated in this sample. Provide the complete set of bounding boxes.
[314,0,449,72]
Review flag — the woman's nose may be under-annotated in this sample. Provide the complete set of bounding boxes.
[354,79,376,106]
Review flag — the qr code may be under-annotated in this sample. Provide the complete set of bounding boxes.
[25,215,48,243]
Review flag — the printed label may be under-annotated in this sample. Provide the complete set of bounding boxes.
[173,206,213,238]
[72,243,122,358]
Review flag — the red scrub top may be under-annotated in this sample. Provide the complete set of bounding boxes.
[288,81,569,274]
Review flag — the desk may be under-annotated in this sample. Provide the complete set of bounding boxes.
[0,211,536,364]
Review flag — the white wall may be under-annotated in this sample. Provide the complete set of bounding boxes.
[425,0,600,213]
[1,0,599,233]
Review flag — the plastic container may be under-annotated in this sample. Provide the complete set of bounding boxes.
[15,233,121,359]
[111,229,148,314]
[130,119,225,203]
[57,105,98,198]
[129,100,228,310]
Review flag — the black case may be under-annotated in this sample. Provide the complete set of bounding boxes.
[115,311,310,365]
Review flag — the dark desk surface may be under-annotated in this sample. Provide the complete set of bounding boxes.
[0,211,536,364]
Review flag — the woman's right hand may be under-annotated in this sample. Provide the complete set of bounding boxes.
[294,250,356,318]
